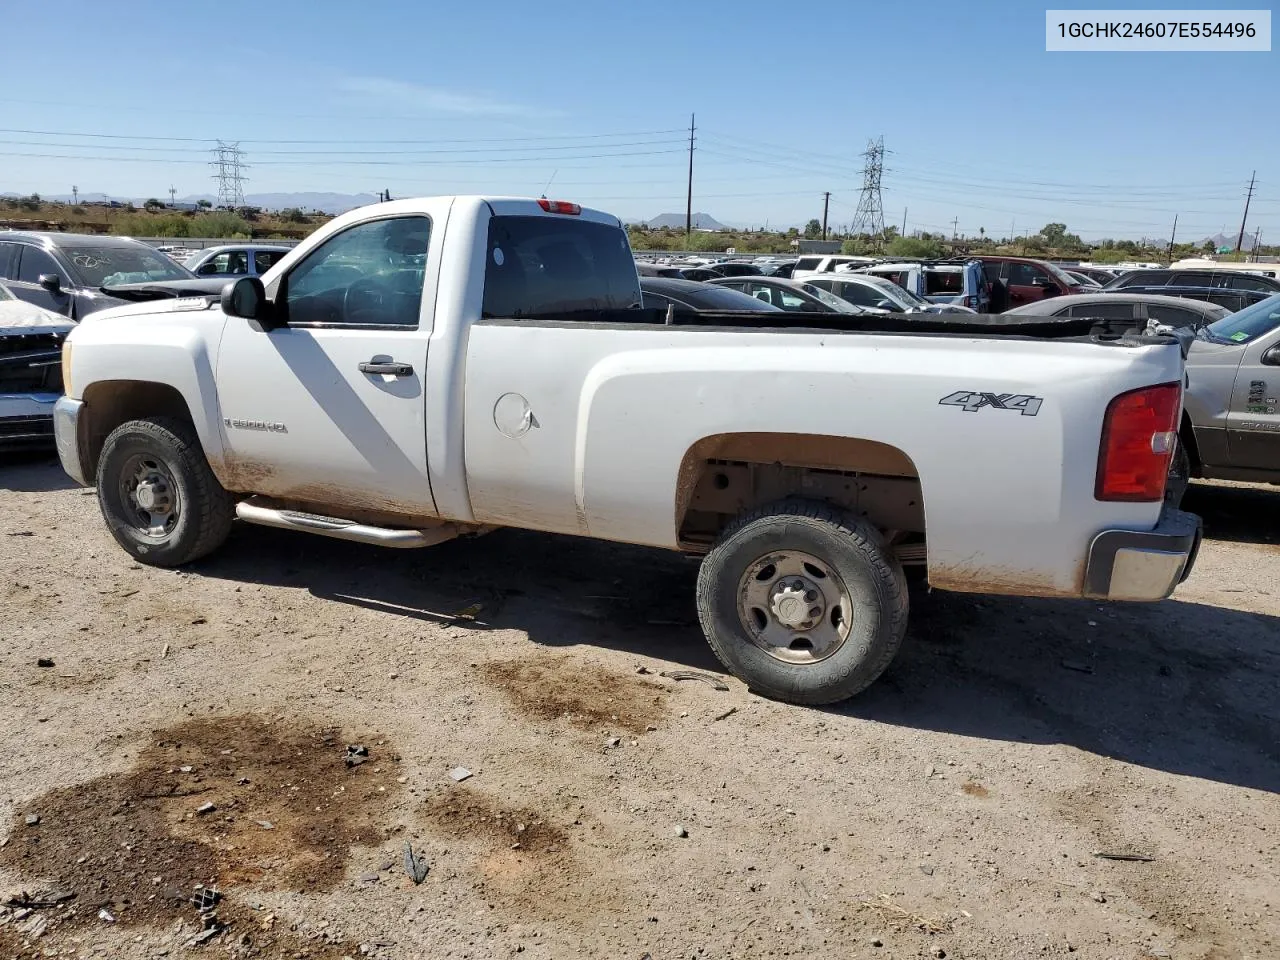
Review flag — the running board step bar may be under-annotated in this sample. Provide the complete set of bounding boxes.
[235,500,459,549]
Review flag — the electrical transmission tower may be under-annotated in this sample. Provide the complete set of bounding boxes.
[210,141,248,207]
[851,136,886,240]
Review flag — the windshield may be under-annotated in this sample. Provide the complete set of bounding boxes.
[64,244,193,287]
[1042,261,1081,287]
[801,283,863,313]
[688,285,780,310]
[1203,293,1280,344]
[872,275,928,307]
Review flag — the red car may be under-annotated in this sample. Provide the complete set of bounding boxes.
[974,256,1086,312]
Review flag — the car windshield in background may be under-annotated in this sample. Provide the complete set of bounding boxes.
[0,283,12,301]
[483,216,640,318]
[801,284,863,313]
[66,246,192,287]
[1043,261,1080,287]
[1203,294,1280,344]
[879,277,928,307]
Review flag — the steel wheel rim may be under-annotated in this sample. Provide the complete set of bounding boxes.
[736,550,853,664]
[118,453,181,539]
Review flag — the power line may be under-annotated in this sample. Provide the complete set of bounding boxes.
[0,126,689,146]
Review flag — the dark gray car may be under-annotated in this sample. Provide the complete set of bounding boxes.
[0,232,195,320]
[1003,292,1230,330]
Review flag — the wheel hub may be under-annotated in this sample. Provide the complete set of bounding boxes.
[769,578,824,629]
[134,478,171,513]
[737,551,853,665]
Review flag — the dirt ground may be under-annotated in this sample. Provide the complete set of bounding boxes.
[0,454,1276,960]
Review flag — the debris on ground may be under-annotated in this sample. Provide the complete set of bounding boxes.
[1092,850,1155,862]
[659,670,729,691]
[97,908,115,923]
[606,737,622,748]
[673,825,688,838]
[860,894,954,934]
[185,924,223,947]
[1060,659,1094,674]
[713,706,738,721]
[346,744,369,767]
[450,601,484,621]
[449,767,473,783]
[36,658,54,668]
[195,801,216,815]
[23,814,40,826]
[191,886,221,912]
[4,889,74,909]
[403,842,429,885]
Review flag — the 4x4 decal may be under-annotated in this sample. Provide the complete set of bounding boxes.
[938,391,1043,417]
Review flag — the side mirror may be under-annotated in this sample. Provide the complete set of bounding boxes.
[1262,345,1280,366]
[220,276,277,330]
[876,299,903,312]
[38,273,62,293]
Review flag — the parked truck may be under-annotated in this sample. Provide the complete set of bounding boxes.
[54,196,1201,705]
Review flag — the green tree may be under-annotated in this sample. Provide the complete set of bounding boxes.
[194,210,252,238]
[803,218,822,239]
[197,199,213,210]
[1202,239,1216,253]
[280,207,309,224]
[144,198,165,211]
[886,235,944,258]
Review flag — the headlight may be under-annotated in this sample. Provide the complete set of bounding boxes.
[61,340,73,397]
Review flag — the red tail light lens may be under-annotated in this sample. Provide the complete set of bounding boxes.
[536,199,581,215]
[1096,382,1181,501]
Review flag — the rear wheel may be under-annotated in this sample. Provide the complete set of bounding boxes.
[96,417,234,567]
[695,499,908,705]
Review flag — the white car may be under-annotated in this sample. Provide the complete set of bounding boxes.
[790,254,879,281]
[0,282,73,450]
[55,195,1201,705]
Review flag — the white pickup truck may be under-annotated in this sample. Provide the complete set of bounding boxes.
[54,196,1201,704]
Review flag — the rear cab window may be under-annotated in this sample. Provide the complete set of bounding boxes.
[482,214,640,319]
[794,257,823,272]
[923,269,963,296]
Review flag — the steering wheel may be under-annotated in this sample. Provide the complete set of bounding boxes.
[343,275,387,324]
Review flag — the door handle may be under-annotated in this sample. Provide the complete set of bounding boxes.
[359,360,414,377]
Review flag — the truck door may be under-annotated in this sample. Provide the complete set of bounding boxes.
[1225,323,1280,472]
[214,208,447,516]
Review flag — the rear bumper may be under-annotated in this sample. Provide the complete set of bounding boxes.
[0,393,59,450]
[1084,506,1202,601]
[52,396,90,485]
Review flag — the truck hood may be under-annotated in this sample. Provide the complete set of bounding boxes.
[80,296,222,324]
[0,300,75,337]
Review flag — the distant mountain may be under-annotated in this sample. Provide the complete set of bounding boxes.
[1204,232,1257,252]
[646,212,729,231]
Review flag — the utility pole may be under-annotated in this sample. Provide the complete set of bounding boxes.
[1252,225,1262,259]
[169,185,176,208]
[685,113,695,239]
[850,136,886,242]
[71,185,78,206]
[901,207,907,236]
[821,191,830,240]
[1167,213,1178,263]
[950,216,959,240]
[1235,170,1256,253]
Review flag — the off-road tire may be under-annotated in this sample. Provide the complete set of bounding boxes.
[695,499,909,705]
[96,417,234,567]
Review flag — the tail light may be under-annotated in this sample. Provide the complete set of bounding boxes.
[537,199,581,215]
[1096,382,1181,501]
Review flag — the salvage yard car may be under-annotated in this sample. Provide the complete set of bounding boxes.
[0,232,196,320]
[0,281,72,449]
[53,195,1202,706]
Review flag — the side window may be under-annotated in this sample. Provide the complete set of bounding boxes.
[777,290,810,310]
[17,247,67,284]
[197,253,231,275]
[1172,271,1214,287]
[284,216,430,327]
[255,250,285,273]
[794,257,822,272]
[981,262,1003,283]
[0,242,18,279]
[226,251,249,275]
[1066,302,1135,320]
[924,270,962,295]
[835,281,881,307]
[1147,304,1201,328]
[1228,274,1274,292]
[1008,262,1045,286]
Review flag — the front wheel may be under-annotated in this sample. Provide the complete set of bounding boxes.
[96,417,235,567]
[695,499,908,705]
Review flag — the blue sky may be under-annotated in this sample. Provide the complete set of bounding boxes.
[3,0,1276,242]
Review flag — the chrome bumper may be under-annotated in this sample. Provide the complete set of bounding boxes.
[1084,507,1201,601]
[53,396,90,486]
